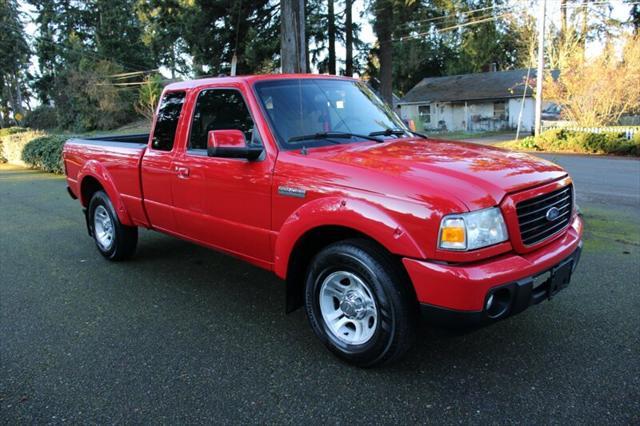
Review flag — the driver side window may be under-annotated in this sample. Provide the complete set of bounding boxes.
[188,89,260,150]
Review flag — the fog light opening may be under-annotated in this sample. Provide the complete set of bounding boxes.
[486,288,511,319]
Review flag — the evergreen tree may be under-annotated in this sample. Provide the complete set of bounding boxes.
[28,0,155,130]
[443,0,521,74]
[94,0,154,71]
[0,0,30,126]
[136,0,190,78]
[181,0,280,76]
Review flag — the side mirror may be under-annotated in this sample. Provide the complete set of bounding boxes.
[207,130,263,161]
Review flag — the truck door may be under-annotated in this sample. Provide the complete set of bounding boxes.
[171,88,273,265]
[140,90,186,232]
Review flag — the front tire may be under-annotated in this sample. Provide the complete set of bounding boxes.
[88,191,137,260]
[304,239,416,367]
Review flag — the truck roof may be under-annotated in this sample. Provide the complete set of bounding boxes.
[164,73,356,91]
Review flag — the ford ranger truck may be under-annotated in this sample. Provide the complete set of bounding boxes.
[63,74,583,367]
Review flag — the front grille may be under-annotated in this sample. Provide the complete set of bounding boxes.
[516,184,573,246]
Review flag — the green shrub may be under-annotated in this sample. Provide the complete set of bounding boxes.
[518,136,541,150]
[0,130,69,173]
[23,105,59,130]
[510,129,639,156]
[21,135,68,174]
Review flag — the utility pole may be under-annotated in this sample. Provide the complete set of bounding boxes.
[534,0,547,137]
[280,0,307,73]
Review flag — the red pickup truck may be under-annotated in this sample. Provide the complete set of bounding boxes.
[63,74,583,366]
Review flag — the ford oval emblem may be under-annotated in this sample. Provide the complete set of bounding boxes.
[546,206,561,221]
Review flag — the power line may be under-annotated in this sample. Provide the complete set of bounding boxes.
[108,69,160,79]
[392,12,514,42]
[389,3,517,33]
[0,21,150,73]
[384,0,638,40]
[390,0,640,43]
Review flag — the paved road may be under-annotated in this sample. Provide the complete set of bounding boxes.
[1,157,638,424]
[537,154,640,213]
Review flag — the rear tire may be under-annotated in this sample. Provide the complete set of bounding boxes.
[304,239,416,367]
[88,191,137,261]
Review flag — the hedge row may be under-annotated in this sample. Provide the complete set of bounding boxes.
[0,128,68,173]
[22,135,69,174]
[512,129,640,156]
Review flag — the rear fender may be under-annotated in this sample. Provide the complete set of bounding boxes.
[274,197,426,279]
[78,160,134,226]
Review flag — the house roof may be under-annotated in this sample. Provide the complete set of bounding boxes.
[399,69,550,104]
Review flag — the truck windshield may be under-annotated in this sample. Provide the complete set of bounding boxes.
[254,79,409,150]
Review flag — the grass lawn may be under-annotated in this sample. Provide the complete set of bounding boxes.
[426,130,516,140]
[497,139,526,149]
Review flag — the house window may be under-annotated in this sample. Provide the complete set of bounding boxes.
[418,105,431,124]
[494,102,507,120]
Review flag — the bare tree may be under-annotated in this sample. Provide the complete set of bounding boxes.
[545,36,640,126]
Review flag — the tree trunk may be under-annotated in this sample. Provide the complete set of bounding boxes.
[305,0,310,70]
[170,44,176,79]
[632,5,640,34]
[281,0,307,73]
[581,0,588,49]
[560,0,567,41]
[14,74,24,116]
[345,0,353,76]
[373,0,393,105]
[328,0,336,74]
[0,86,10,127]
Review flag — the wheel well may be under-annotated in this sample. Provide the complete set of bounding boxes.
[80,176,103,207]
[284,225,411,313]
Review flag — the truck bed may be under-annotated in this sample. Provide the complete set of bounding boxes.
[63,134,150,225]
[68,133,150,146]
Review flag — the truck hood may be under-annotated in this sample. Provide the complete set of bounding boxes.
[304,138,567,210]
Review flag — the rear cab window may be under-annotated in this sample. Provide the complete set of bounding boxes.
[151,91,186,151]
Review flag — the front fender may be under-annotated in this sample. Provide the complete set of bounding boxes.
[273,196,427,279]
[78,160,134,226]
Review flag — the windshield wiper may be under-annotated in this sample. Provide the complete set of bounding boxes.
[408,130,429,139]
[368,128,429,139]
[288,131,382,143]
[368,128,408,137]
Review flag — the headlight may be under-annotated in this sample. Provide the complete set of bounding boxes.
[439,207,509,251]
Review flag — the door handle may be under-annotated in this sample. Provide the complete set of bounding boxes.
[175,166,190,178]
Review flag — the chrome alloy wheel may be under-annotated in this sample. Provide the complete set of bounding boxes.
[93,205,114,251]
[319,271,378,345]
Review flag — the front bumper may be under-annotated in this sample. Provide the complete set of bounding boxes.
[403,215,583,326]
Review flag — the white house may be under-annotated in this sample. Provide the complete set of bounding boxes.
[398,69,554,133]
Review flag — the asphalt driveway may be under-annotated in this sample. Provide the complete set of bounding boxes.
[1,154,638,424]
